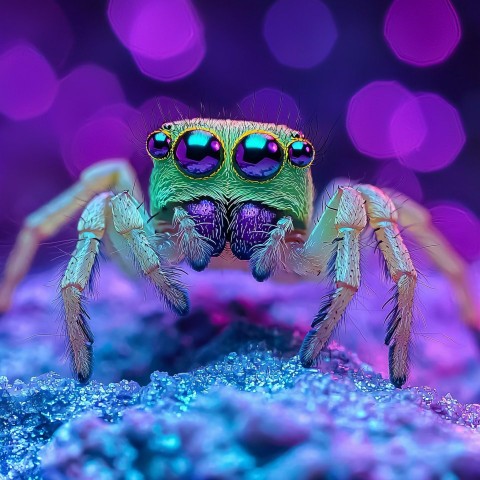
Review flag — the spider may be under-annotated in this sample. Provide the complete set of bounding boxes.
[0,118,476,387]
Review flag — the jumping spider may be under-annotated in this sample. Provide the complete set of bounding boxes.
[0,118,476,387]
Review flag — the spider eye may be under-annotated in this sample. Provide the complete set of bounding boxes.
[233,133,283,181]
[288,140,314,167]
[174,129,223,178]
[147,131,171,159]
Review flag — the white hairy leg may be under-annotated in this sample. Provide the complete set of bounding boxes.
[0,160,141,312]
[110,191,189,316]
[356,184,417,387]
[317,179,479,330]
[388,192,479,329]
[60,193,111,383]
[62,190,189,382]
[299,187,367,370]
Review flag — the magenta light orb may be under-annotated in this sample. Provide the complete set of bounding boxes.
[398,93,465,172]
[375,161,423,203]
[0,118,61,223]
[0,44,58,120]
[108,0,205,81]
[347,81,422,159]
[49,64,125,140]
[384,0,461,67]
[238,88,301,125]
[430,203,480,262]
[64,114,137,177]
[263,0,337,69]
[389,95,427,158]
[132,36,205,82]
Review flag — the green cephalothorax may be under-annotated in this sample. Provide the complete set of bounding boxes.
[147,118,315,230]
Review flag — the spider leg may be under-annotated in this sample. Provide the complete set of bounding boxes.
[388,191,479,329]
[110,191,189,316]
[299,187,367,368]
[60,192,111,383]
[172,206,215,272]
[356,184,417,388]
[0,160,141,312]
[250,216,294,281]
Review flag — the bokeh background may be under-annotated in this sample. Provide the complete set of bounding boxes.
[0,0,479,266]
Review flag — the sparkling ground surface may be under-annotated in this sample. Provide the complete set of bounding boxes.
[1,257,480,478]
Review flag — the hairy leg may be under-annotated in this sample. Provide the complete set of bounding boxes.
[356,184,417,388]
[250,216,294,281]
[389,191,479,329]
[172,199,227,271]
[110,191,189,315]
[60,192,111,383]
[299,188,367,367]
[0,160,141,311]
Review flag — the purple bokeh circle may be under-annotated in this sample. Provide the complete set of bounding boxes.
[347,81,424,159]
[108,0,205,81]
[49,64,125,142]
[263,0,337,69]
[430,203,480,261]
[398,93,465,172]
[0,0,73,67]
[238,88,301,125]
[0,44,58,120]
[0,118,61,223]
[132,37,205,82]
[390,95,427,158]
[65,114,137,177]
[375,161,423,203]
[384,0,461,67]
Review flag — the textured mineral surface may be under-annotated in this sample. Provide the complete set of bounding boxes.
[1,258,480,479]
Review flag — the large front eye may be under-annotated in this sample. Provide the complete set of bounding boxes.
[147,131,171,159]
[234,133,283,181]
[288,140,314,167]
[174,129,223,177]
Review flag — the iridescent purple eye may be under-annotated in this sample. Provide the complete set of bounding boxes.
[174,129,223,177]
[147,131,171,159]
[288,140,314,167]
[234,133,283,181]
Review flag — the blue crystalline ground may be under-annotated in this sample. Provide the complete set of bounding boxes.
[1,259,480,479]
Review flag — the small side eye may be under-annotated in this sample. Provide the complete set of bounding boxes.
[147,131,171,159]
[288,140,314,167]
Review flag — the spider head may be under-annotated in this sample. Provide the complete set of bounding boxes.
[146,118,315,229]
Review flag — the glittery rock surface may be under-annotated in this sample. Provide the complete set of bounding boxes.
[1,257,480,479]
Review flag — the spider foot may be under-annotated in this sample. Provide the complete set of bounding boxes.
[152,267,190,316]
[299,329,322,368]
[62,285,94,383]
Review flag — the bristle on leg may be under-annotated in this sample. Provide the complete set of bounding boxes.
[173,206,215,271]
[300,287,355,368]
[250,217,293,282]
[62,286,94,383]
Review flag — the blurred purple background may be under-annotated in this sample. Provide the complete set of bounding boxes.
[0,0,479,267]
